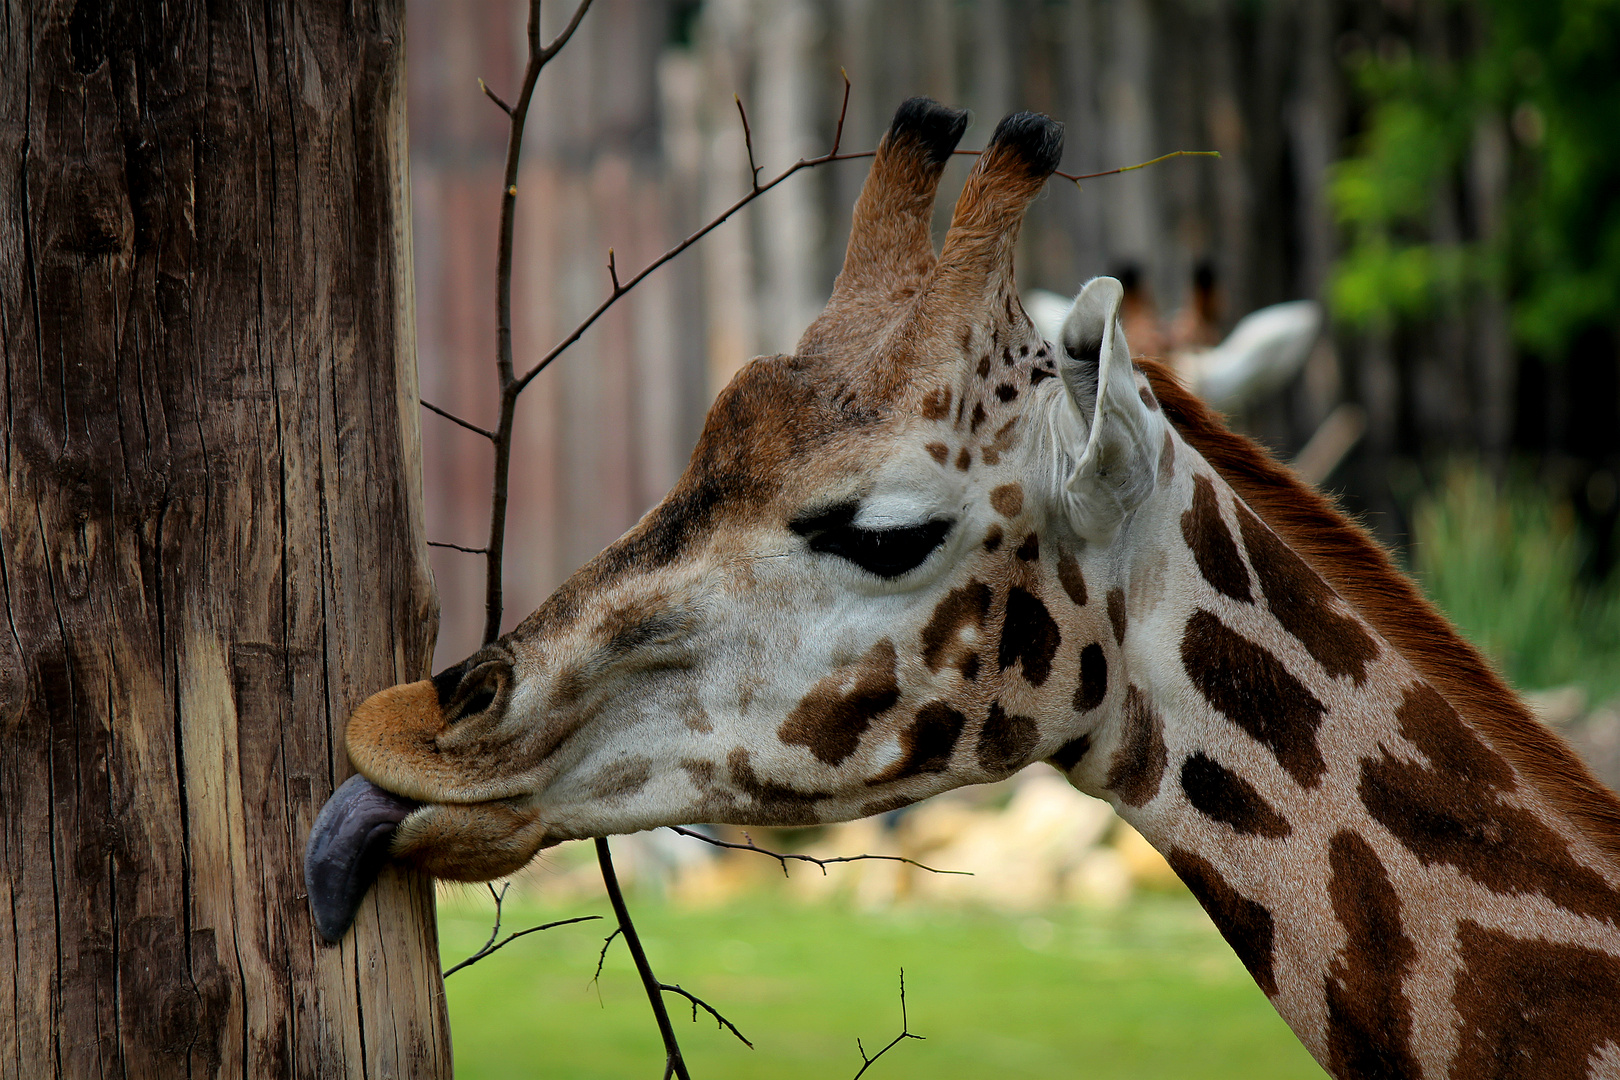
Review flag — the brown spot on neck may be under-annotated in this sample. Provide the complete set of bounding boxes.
[1451,922,1620,1077]
[1179,753,1290,838]
[1324,831,1419,1080]
[1360,683,1620,923]
[976,700,1038,774]
[1106,686,1167,807]
[1167,849,1277,997]
[1181,609,1326,788]
[1182,474,1252,603]
[1056,551,1088,606]
[1141,357,1620,863]
[1106,588,1127,645]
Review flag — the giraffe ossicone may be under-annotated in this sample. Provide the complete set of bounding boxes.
[308,96,1620,1078]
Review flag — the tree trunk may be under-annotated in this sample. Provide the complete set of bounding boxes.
[0,0,452,1076]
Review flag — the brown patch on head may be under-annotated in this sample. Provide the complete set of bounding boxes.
[979,417,1020,466]
[1450,921,1620,1078]
[1179,752,1291,838]
[869,702,967,785]
[727,748,828,825]
[969,402,987,432]
[920,387,952,420]
[1360,683,1620,922]
[1015,534,1039,562]
[975,354,991,378]
[1106,588,1127,645]
[589,756,654,802]
[982,526,1003,552]
[1138,383,1159,411]
[1073,642,1108,713]
[999,587,1062,687]
[994,383,1019,403]
[1324,831,1419,1080]
[976,701,1039,774]
[1106,686,1167,807]
[1169,850,1277,996]
[955,447,972,471]
[925,441,949,465]
[1234,502,1378,684]
[778,639,901,767]
[1181,609,1327,788]
[517,353,878,638]
[990,483,1024,518]
[920,581,992,678]
[1056,552,1088,606]
[1048,734,1092,772]
[1141,358,1620,863]
[1181,474,1253,603]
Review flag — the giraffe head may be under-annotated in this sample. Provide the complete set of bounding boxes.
[307,99,1177,940]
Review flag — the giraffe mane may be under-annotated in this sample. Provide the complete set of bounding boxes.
[1139,358,1620,866]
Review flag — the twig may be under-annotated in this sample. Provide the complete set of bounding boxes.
[420,398,495,440]
[1057,148,1221,186]
[666,825,970,879]
[660,983,754,1049]
[851,970,923,1079]
[479,0,596,646]
[607,248,621,292]
[597,837,691,1080]
[441,881,601,978]
[428,540,490,555]
[477,77,513,116]
[510,68,856,394]
[735,94,761,190]
[591,926,623,986]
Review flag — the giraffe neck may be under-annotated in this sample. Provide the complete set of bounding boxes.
[1064,377,1620,1078]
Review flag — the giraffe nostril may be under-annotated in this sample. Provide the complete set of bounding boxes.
[435,656,509,724]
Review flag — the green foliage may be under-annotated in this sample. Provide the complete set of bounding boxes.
[1410,464,1620,701]
[439,891,1324,1079]
[1329,0,1620,356]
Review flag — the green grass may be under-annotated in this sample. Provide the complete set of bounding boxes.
[1410,464,1620,702]
[439,889,1324,1079]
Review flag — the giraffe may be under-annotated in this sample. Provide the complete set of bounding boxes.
[306,97,1620,1077]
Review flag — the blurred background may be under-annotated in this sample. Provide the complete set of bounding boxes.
[407,1,1620,1075]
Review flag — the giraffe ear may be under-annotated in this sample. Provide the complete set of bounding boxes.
[1055,276,1162,542]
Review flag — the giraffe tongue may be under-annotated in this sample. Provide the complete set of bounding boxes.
[304,774,419,943]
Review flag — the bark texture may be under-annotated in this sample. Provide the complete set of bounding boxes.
[0,0,451,1075]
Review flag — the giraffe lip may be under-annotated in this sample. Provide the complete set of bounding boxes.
[304,774,420,943]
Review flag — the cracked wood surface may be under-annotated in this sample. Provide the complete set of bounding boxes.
[0,0,450,1075]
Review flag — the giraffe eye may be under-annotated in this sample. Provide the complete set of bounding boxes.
[790,502,953,579]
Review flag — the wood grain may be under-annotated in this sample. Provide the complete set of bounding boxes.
[0,0,451,1075]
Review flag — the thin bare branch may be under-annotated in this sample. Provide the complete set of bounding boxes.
[607,248,620,293]
[477,77,513,116]
[735,94,761,190]
[591,926,623,986]
[513,80,859,393]
[851,970,924,1079]
[597,838,691,1080]
[1058,148,1221,185]
[420,398,495,440]
[537,0,595,64]
[441,882,601,978]
[428,540,490,555]
[666,825,970,879]
[660,983,754,1049]
[830,69,850,156]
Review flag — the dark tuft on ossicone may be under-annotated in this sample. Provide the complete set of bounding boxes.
[888,97,970,165]
[987,111,1064,175]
